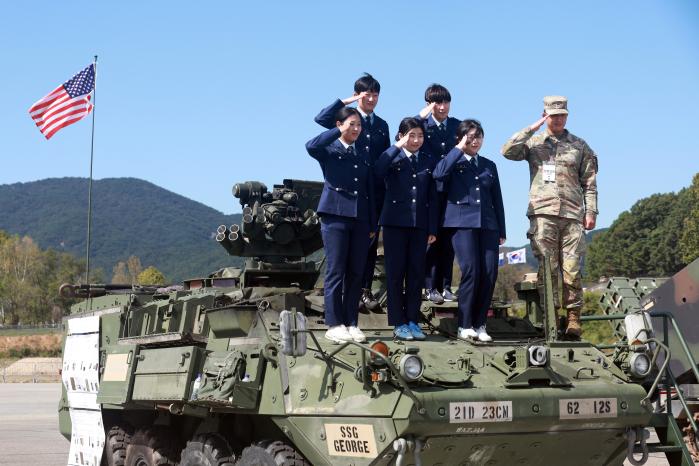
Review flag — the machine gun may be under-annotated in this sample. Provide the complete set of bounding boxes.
[215,179,323,289]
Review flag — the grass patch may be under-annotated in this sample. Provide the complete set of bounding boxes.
[0,334,63,359]
[0,328,62,337]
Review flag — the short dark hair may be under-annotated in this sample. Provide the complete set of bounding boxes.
[395,117,424,141]
[456,119,484,140]
[335,106,361,124]
[424,83,451,103]
[354,73,381,94]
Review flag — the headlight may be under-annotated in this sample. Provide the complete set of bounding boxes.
[528,345,549,366]
[369,341,390,366]
[399,355,424,381]
[629,352,651,378]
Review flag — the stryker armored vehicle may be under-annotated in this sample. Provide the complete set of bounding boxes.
[58,178,694,466]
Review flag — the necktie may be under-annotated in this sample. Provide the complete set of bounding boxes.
[347,146,355,157]
[469,157,477,170]
[438,122,445,132]
[364,115,372,128]
[410,155,418,172]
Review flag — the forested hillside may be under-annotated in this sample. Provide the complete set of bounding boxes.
[586,173,699,280]
[0,178,242,281]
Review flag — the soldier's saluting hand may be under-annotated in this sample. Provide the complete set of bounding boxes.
[501,96,598,340]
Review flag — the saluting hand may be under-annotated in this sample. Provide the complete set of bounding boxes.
[338,118,354,135]
[395,133,411,149]
[419,102,436,119]
[341,92,366,105]
[499,238,506,245]
[455,133,470,151]
[529,113,550,132]
[427,235,437,245]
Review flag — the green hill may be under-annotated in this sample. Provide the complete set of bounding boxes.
[586,173,699,280]
[0,178,242,282]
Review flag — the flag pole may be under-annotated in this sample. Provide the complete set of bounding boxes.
[85,55,98,301]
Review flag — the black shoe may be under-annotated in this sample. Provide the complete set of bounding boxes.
[427,289,445,305]
[442,288,457,302]
[361,288,380,311]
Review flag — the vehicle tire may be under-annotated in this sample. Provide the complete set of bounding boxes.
[262,441,309,466]
[236,441,309,466]
[102,424,132,466]
[180,433,236,466]
[124,427,179,466]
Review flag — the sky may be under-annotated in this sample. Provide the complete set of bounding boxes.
[2,1,698,246]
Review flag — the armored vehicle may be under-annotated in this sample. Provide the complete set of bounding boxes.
[58,178,690,466]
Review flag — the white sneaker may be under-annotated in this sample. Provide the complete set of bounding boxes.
[457,327,478,340]
[325,325,353,343]
[347,326,367,343]
[476,325,492,342]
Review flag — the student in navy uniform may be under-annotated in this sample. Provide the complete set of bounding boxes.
[433,120,506,342]
[417,84,460,305]
[314,74,390,312]
[375,118,438,340]
[305,107,377,343]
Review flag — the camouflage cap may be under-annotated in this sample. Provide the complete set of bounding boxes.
[543,95,568,115]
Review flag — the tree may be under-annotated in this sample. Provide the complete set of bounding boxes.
[40,248,85,321]
[580,291,614,345]
[586,189,689,280]
[111,255,144,284]
[111,261,129,284]
[127,255,143,281]
[493,264,534,302]
[0,235,45,324]
[679,173,699,264]
[0,230,88,323]
[137,266,166,285]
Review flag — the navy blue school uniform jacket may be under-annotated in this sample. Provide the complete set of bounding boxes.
[419,115,460,159]
[305,127,377,229]
[374,146,439,235]
[433,148,506,239]
[315,99,391,164]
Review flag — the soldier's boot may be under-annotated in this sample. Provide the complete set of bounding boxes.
[565,308,582,340]
[361,288,380,311]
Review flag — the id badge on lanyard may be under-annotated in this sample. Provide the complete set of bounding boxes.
[543,159,556,183]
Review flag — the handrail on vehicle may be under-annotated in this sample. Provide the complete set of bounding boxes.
[580,311,699,449]
[292,329,426,414]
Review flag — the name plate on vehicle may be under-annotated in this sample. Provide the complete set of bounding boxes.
[559,398,617,419]
[325,423,377,458]
[449,401,513,423]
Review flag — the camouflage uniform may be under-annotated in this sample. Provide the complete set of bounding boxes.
[501,96,598,335]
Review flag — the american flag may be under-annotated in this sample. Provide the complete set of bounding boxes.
[28,64,95,140]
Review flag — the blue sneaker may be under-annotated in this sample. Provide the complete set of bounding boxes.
[394,324,414,341]
[408,321,426,340]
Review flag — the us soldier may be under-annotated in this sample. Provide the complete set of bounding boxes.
[501,96,598,339]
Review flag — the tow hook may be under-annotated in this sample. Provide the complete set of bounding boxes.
[392,437,424,466]
[626,427,650,465]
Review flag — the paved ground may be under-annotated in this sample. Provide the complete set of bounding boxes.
[0,382,679,466]
[0,383,68,465]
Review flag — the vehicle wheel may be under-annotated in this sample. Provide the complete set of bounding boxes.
[102,424,132,466]
[180,433,236,466]
[262,441,309,466]
[236,441,309,466]
[124,427,179,466]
